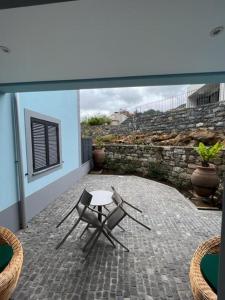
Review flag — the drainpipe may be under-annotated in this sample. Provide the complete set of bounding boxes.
[77,90,82,167]
[11,93,27,229]
[218,177,225,300]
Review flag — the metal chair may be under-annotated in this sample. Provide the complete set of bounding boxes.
[111,188,151,231]
[83,201,151,258]
[83,203,129,258]
[55,189,103,249]
[102,186,141,231]
[111,186,142,213]
[110,186,151,232]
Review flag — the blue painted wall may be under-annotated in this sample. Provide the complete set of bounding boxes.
[17,90,79,197]
[0,94,18,212]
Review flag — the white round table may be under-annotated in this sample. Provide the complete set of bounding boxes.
[90,190,113,221]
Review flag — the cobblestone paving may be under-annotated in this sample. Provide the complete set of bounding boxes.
[13,175,222,300]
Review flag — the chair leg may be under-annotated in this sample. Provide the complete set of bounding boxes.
[123,200,142,213]
[102,230,116,248]
[117,224,126,232]
[79,224,89,239]
[56,204,78,228]
[84,230,102,259]
[127,213,151,231]
[108,231,129,252]
[82,228,99,252]
[55,218,81,250]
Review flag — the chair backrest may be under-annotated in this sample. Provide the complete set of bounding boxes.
[76,189,92,218]
[76,190,101,227]
[80,189,93,206]
[56,189,92,228]
[106,204,126,231]
[111,186,123,206]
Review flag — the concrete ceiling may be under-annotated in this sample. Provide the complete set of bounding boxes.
[0,0,225,88]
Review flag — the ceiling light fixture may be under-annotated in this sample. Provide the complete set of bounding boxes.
[210,25,224,37]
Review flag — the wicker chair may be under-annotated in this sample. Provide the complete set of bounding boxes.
[189,236,220,300]
[0,227,23,300]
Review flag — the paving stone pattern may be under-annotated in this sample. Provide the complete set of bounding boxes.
[13,175,221,300]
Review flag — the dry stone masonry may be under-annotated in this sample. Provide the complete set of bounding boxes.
[105,144,225,189]
[82,101,225,137]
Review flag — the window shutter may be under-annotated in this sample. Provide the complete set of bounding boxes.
[31,121,47,171]
[31,117,60,173]
[48,124,59,165]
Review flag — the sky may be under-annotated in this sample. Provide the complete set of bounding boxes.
[80,84,190,119]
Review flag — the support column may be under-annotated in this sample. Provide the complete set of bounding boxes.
[219,83,225,102]
[218,177,225,300]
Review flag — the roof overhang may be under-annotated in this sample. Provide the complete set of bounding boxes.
[0,0,225,91]
[1,71,225,93]
[0,0,77,10]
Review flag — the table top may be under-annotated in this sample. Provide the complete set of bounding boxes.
[90,190,113,206]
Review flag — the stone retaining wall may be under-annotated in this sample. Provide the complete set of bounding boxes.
[82,101,225,137]
[123,101,225,133]
[104,144,225,188]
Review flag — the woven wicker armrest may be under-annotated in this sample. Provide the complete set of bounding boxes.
[0,227,23,300]
[189,236,220,300]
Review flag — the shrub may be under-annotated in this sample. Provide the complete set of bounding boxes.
[101,134,118,143]
[123,160,140,174]
[147,162,168,181]
[104,158,140,174]
[143,108,160,115]
[82,115,111,126]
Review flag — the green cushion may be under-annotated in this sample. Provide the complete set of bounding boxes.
[200,254,219,293]
[0,244,13,272]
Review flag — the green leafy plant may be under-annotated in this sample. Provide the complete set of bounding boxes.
[196,142,223,167]
[95,136,104,149]
[81,115,111,126]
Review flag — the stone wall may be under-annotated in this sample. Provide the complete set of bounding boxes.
[124,101,225,133]
[104,144,225,189]
[82,101,225,137]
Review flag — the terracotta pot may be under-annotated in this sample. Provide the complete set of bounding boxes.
[191,164,219,197]
[93,148,105,169]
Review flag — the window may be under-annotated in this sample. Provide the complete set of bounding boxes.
[25,110,62,181]
[31,117,60,173]
[196,90,219,106]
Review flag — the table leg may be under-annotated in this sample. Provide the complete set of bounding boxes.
[98,206,102,222]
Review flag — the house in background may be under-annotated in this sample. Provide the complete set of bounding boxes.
[0,90,91,231]
[110,110,132,125]
[187,83,225,107]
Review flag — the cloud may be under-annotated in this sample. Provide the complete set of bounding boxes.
[80,85,190,119]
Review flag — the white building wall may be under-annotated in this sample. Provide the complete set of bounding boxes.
[187,83,224,108]
[110,113,128,125]
[186,84,205,108]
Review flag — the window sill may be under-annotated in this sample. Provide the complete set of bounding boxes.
[27,162,63,182]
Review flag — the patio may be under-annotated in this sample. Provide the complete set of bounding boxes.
[13,174,221,300]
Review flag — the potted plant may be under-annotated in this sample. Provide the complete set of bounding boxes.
[191,142,223,198]
[93,136,105,169]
